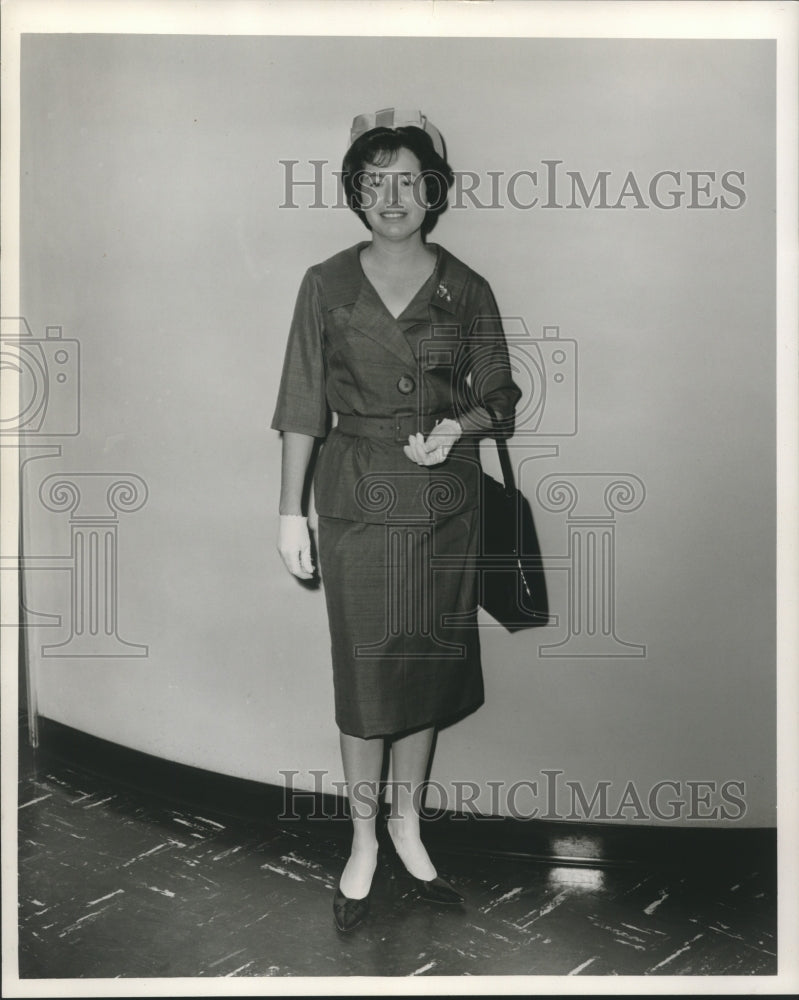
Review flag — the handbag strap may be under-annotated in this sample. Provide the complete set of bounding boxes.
[486,407,517,497]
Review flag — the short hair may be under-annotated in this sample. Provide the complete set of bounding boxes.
[341,126,454,236]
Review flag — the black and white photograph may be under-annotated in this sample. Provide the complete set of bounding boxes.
[1,0,797,995]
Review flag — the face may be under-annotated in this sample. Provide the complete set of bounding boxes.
[358,147,429,241]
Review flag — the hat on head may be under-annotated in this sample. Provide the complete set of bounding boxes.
[349,108,445,158]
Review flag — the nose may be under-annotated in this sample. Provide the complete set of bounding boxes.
[385,175,403,208]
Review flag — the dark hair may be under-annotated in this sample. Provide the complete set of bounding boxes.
[341,126,454,236]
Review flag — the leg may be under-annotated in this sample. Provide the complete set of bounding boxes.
[387,726,437,881]
[338,731,384,899]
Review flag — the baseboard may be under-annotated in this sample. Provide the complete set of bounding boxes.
[26,716,777,873]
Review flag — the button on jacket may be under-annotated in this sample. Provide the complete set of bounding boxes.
[271,241,522,524]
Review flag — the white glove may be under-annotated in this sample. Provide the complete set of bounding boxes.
[403,418,463,466]
[278,514,315,579]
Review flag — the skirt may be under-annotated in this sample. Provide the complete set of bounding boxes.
[317,508,484,738]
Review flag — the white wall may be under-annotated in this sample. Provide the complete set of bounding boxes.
[19,35,775,825]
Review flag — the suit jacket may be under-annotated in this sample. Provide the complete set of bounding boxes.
[271,241,522,524]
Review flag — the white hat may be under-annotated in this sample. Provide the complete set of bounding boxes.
[349,108,445,158]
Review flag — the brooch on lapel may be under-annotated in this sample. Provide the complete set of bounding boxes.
[436,282,452,303]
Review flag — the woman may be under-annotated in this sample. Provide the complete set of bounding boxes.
[271,109,521,932]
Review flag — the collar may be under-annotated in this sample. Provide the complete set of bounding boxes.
[318,241,469,316]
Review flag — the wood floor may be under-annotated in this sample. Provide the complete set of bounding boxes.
[17,726,777,980]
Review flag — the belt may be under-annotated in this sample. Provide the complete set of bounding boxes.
[336,410,455,443]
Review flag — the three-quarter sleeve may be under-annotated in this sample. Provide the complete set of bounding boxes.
[270,267,329,437]
[464,279,522,437]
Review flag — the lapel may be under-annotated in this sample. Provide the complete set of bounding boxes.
[349,285,418,368]
[318,242,470,368]
[414,244,468,328]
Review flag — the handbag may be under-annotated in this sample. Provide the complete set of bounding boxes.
[478,416,550,632]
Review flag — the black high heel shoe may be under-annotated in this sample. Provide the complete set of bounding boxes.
[407,872,464,905]
[333,846,379,932]
[333,886,371,933]
[385,825,464,905]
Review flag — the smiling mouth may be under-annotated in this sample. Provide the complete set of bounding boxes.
[380,211,407,218]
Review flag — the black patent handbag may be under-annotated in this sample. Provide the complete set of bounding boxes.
[478,419,550,632]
